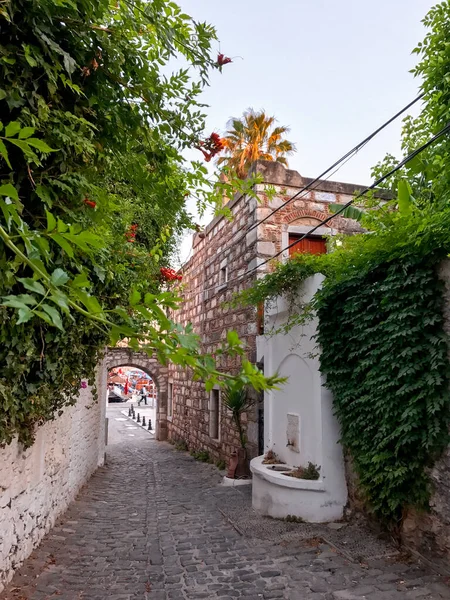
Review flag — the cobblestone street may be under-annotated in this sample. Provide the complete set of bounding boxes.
[1,405,449,600]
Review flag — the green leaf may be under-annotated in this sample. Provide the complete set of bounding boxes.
[329,203,365,222]
[57,218,68,233]
[0,140,11,168]
[33,310,55,328]
[17,278,46,295]
[49,290,71,315]
[16,307,33,324]
[18,127,35,140]
[227,330,241,347]
[397,179,413,216]
[36,185,53,207]
[51,233,74,257]
[2,294,37,309]
[73,289,103,314]
[45,210,56,232]
[4,121,21,137]
[72,272,91,288]
[50,268,69,287]
[130,289,141,306]
[63,231,104,250]
[41,303,64,331]
[26,138,55,153]
[7,139,39,162]
[0,183,19,201]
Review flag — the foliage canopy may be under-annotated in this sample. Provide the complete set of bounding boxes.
[0,0,281,446]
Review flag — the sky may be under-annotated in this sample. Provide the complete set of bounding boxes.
[175,0,436,261]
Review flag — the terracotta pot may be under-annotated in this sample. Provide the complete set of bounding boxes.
[227,448,251,479]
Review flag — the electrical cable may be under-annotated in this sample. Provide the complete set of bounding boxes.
[188,121,450,297]
[180,93,425,277]
[241,93,425,238]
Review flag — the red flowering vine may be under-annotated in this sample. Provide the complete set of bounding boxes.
[125,223,138,243]
[160,267,182,282]
[217,53,232,67]
[196,132,225,162]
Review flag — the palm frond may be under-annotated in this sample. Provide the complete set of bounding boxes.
[218,109,296,177]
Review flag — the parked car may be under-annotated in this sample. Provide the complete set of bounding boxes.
[108,388,127,403]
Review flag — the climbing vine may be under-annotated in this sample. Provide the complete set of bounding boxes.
[0,0,281,448]
[316,254,450,524]
[238,204,450,524]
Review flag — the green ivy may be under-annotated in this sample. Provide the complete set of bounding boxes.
[316,254,450,524]
[238,206,450,524]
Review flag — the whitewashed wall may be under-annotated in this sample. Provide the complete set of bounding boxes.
[254,275,347,522]
[0,364,107,591]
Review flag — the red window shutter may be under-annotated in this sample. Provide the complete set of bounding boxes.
[288,235,326,257]
[256,302,264,335]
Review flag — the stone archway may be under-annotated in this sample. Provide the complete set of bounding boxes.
[104,348,169,441]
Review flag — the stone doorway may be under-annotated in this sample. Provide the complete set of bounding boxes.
[101,348,169,441]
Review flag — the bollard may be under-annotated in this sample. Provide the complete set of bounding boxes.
[132,409,136,419]
[137,413,141,423]
[148,419,152,431]
[142,416,146,427]
[128,407,132,417]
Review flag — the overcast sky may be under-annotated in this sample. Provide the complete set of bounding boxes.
[175,0,436,260]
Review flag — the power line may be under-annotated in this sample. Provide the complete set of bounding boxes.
[187,93,425,276]
[262,121,450,267]
[243,93,425,237]
[191,121,450,297]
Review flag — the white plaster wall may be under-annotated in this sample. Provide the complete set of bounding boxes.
[0,366,106,591]
[255,274,347,521]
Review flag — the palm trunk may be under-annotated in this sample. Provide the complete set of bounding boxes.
[233,410,246,449]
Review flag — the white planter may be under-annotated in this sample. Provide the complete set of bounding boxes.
[250,456,344,523]
[222,476,252,487]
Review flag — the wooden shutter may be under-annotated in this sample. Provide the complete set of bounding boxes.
[288,235,327,257]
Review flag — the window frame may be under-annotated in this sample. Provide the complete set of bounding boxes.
[282,225,336,261]
[167,380,173,421]
[217,258,228,291]
[209,387,221,441]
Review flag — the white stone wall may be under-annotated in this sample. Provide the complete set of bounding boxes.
[254,275,347,522]
[0,368,106,591]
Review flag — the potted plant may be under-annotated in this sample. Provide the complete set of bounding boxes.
[222,382,255,479]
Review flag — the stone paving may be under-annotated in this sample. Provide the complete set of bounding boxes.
[1,405,450,600]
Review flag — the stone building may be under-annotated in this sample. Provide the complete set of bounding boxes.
[167,160,366,464]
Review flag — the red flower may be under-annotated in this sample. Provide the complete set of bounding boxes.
[217,53,232,67]
[84,198,96,208]
[160,267,182,282]
[196,133,225,162]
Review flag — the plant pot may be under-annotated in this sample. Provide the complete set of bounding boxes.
[227,448,251,479]
[236,448,251,478]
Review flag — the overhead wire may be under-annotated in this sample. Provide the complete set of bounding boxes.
[184,121,450,298]
[223,93,426,258]
[243,93,425,236]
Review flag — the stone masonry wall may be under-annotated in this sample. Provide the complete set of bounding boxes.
[0,370,106,592]
[168,160,365,465]
[400,260,450,564]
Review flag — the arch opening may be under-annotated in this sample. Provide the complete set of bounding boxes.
[101,348,169,441]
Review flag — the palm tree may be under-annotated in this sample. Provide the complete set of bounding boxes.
[217,109,295,178]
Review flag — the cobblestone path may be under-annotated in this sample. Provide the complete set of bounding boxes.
[1,406,449,600]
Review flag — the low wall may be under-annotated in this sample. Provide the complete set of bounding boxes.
[0,367,106,591]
